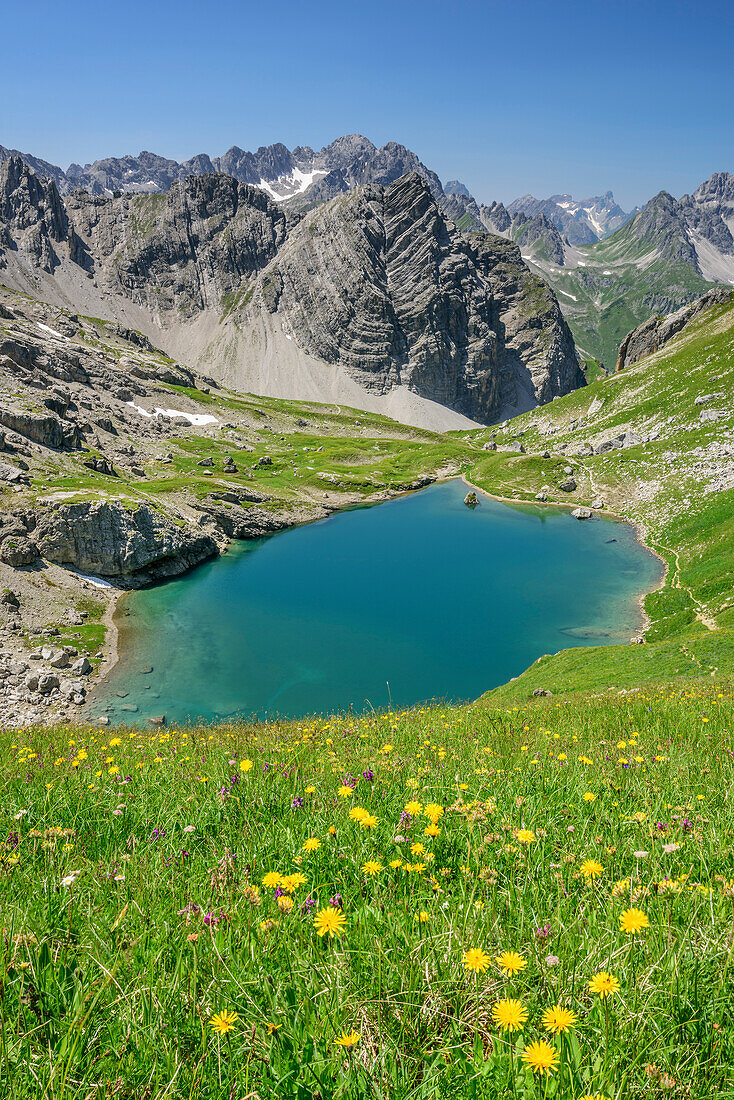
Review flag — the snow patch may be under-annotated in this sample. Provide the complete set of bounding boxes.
[558,289,578,301]
[577,261,586,267]
[67,569,115,590]
[125,402,219,427]
[603,270,613,275]
[37,322,68,340]
[257,168,328,202]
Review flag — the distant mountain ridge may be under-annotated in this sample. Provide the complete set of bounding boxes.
[507,191,636,245]
[2,133,730,377]
[0,134,444,206]
[0,157,583,427]
[0,134,635,245]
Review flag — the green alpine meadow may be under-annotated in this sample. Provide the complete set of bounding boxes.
[2,3,734,1094]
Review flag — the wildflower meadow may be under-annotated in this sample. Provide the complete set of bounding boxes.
[1,686,733,1098]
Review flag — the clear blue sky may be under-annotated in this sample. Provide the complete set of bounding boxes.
[1,0,731,209]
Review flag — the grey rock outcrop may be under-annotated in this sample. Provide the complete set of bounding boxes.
[33,501,219,585]
[247,174,583,420]
[0,158,583,424]
[0,535,38,566]
[0,407,82,450]
[616,288,733,371]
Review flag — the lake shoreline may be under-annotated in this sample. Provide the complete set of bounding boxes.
[460,475,668,639]
[91,479,664,724]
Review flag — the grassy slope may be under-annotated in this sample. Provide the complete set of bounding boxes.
[522,219,717,369]
[2,686,733,1098]
[464,294,734,698]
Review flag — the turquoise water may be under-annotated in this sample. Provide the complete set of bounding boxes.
[95,481,662,725]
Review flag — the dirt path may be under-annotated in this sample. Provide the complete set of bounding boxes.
[653,539,718,631]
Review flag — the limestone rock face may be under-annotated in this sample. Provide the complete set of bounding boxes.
[249,174,583,420]
[0,157,69,272]
[66,173,288,318]
[0,159,583,424]
[616,288,732,371]
[33,501,219,584]
[0,407,82,450]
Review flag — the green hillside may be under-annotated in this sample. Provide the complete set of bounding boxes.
[522,201,719,368]
[465,291,734,696]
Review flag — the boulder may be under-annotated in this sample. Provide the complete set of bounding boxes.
[558,478,577,492]
[572,507,592,520]
[33,501,219,585]
[0,536,38,567]
[71,656,92,675]
[463,491,479,508]
[0,408,82,451]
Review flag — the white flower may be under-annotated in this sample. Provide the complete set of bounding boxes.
[662,842,681,855]
[183,825,196,833]
[13,810,27,820]
[60,870,82,888]
[633,850,649,859]
[545,955,560,966]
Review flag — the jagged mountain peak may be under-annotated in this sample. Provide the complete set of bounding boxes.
[0,158,583,428]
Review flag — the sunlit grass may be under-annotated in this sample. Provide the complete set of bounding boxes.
[1,683,733,1097]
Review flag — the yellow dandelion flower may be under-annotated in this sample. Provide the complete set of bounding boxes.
[588,971,620,998]
[349,806,368,822]
[362,860,383,875]
[517,829,536,844]
[262,871,282,889]
[209,1010,239,1035]
[424,823,441,837]
[580,859,604,879]
[583,792,595,802]
[410,842,426,855]
[415,910,430,922]
[463,947,492,973]
[314,907,347,938]
[334,1030,360,1047]
[405,801,423,815]
[619,907,649,934]
[542,1005,578,1034]
[424,803,444,822]
[492,998,528,1032]
[302,837,321,852]
[360,814,378,829]
[389,859,403,868]
[338,785,354,797]
[305,785,316,794]
[280,872,307,893]
[521,1040,559,1076]
[240,759,253,772]
[496,951,527,977]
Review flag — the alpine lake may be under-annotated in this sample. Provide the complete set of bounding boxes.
[94,480,663,725]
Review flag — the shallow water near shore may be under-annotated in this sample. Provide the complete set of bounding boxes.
[95,480,663,724]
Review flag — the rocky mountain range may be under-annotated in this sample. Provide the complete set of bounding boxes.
[0,157,583,427]
[0,134,444,208]
[508,172,734,369]
[2,131,731,396]
[507,191,635,245]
